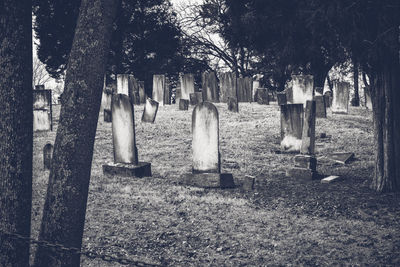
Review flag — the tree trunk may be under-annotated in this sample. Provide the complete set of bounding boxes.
[352,56,360,106]
[0,1,32,266]
[370,53,400,192]
[312,63,332,93]
[33,0,119,266]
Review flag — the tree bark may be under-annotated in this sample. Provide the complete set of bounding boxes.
[0,1,32,266]
[370,53,400,192]
[33,0,120,266]
[352,56,360,106]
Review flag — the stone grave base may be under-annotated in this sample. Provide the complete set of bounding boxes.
[181,173,235,189]
[286,167,319,181]
[103,162,151,178]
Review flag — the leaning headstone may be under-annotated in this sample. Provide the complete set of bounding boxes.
[179,99,189,110]
[280,104,304,152]
[331,81,350,114]
[291,75,314,106]
[43,143,53,170]
[180,73,195,100]
[189,92,203,105]
[256,88,269,105]
[33,89,52,131]
[219,72,237,103]
[103,94,151,177]
[152,74,166,105]
[142,97,159,123]
[227,97,239,112]
[202,71,219,102]
[277,92,287,105]
[300,100,316,155]
[182,102,234,188]
[138,81,146,104]
[314,95,327,118]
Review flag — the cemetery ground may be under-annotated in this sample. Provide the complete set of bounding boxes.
[32,103,400,266]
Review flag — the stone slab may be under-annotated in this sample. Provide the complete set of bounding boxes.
[314,95,327,118]
[103,162,151,178]
[332,82,350,114]
[202,71,219,102]
[321,175,341,184]
[293,155,317,171]
[181,173,234,189]
[300,100,316,155]
[179,99,189,110]
[142,98,159,123]
[242,175,255,191]
[286,167,319,180]
[33,109,52,131]
[291,75,314,106]
[280,104,304,152]
[329,152,354,164]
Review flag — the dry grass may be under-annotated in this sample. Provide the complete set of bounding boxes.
[31,102,400,266]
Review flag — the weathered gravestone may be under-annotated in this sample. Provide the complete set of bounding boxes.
[180,73,195,100]
[219,72,237,103]
[128,75,141,105]
[202,71,219,102]
[189,92,203,105]
[117,74,129,95]
[364,87,372,110]
[286,100,319,180]
[138,81,146,104]
[280,104,304,152]
[179,99,189,110]
[252,74,263,101]
[152,74,168,105]
[33,89,52,131]
[256,88,269,105]
[182,102,234,188]
[331,81,350,114]
[324,91,333,108]
[103,94,151,177]
[43,143,53,170]
[102,84,113,122]
[277,92,287,105]
[227,97,239,112]
[142,97,159,123]
[291,75,314,106]
[237,77,252,102]
[314,95,327,118]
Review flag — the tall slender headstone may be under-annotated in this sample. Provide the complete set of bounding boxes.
[219,72,237,103]
[280,104,304,152]
[252,74,263,101]
[182,102,234,188]
[164,77,171,105]
[43,143,53,170]
[117,74,129,95]
[180,73,195,100]
[138,81,146,104]
[128,75,140,105]
[332,81,350,114]
[202,71,219,102]
[291,75,314,106]
[142,97,159,123]
[152,74,166,105]
[33,89,52,131]
[314,95,327,118]
[103,94,151,177]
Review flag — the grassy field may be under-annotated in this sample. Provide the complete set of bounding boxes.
[31,102,400,266]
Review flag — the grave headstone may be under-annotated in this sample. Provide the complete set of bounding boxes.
[324,91,333,108]
[227,97,239,112]
[142,97,159,123]
[33,89,52,131]
[280,104,304,152]
[237,77,252,102]
[291,75,314,106]
[152,74,166,105]
[138,81,146,104]
[202,71,219,102]
[256,88,269,105]
[219,72,237,103]
[179,99,189,110]
[331,81,350,114]
[164,77,171,105]
[182,102,234,188]
[128,75,140,105]
[116,74,129,95]
[277,92,287,105]
[104,109,112,122]
[189,92,203,105]
[364,87,372,110]
[314,95,327,118]
[180,73,195,100]
[300,100,316,155]
[43,143,53,170]
[103,94,151,177]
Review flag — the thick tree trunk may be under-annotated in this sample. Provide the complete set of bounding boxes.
[33,0,119,266]
[352,57,360,106]
[312,63,332,93]
[0,1,32,266]
[370,54,400,192]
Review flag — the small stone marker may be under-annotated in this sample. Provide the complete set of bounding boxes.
[277,92,287,105]
[142,97,159,123]
[314,95,327,118]
[103,94,151,177]
[256,88,269,105]
[280,104,304,152]
[179,99,189,110]
[300,100,316,155]
[331,82,350,114]
[43,143,53,170]
[321,175,341,184]
[291,75,314,106]
[182,102,234,188]
[242,175,255,191]
[227,97,239,112]
[189,92,203,105]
